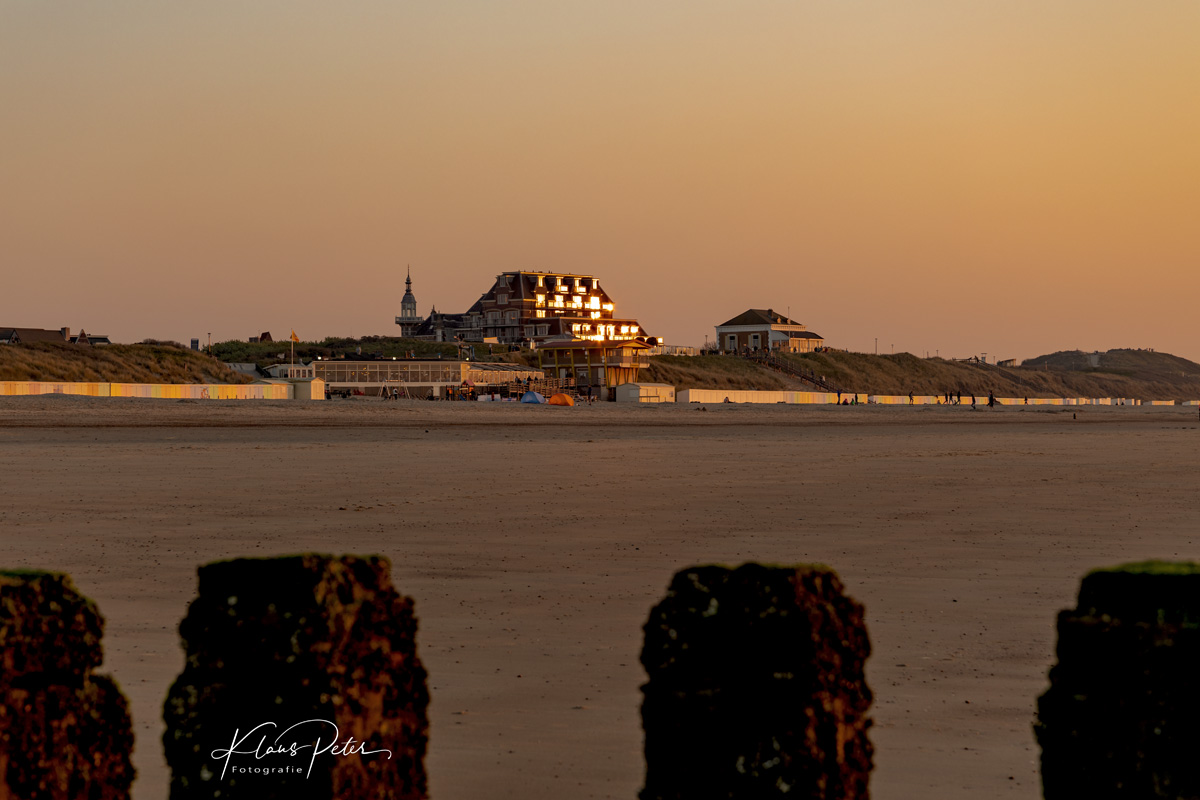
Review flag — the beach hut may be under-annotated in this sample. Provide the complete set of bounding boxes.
[548,393,575,406]
[615,383,676,403]
[521,391,546,404]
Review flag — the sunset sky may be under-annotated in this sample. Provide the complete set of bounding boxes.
[2,2,1197,361]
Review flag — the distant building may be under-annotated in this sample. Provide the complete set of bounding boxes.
[68,329,111,346]
[537,338,652,398]
[0,327,66,345]
[263,363,314,379]
[312,359,543,399]
[412,307,472,343]
[1,327,109,345]
[224,363,261,377]
[714,309,823,353]
[394,266,422,337]
[258,332,274,343]
[400,270,650,346]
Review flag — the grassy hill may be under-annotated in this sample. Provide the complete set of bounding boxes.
[640,355,814,391]
[645,349,1200,401]
[1021,349,1200,381]
[6,339,1198,401]
[0,343,253,384]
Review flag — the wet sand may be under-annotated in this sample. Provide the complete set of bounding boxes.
[2,397,1198,799]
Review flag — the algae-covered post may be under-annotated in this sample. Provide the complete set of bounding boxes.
[163,554,429,800]
[0,569,135,800]
[640,563,873,800]
[1036,560,1200,799]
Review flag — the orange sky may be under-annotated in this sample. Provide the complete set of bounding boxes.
[2,2,1197,361]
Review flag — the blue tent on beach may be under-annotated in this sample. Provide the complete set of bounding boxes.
[520,391,546,404]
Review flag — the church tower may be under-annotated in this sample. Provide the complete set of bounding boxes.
[395,266,422,336]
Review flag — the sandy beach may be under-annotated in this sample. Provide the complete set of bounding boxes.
[3,397,1198,799]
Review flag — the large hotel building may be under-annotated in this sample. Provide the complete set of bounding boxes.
[398,270,650,345]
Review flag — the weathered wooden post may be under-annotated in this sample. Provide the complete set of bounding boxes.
[163,554,429,799]
[1037,560,1200,799]
[641,563,873,800]
[0,570,135,800]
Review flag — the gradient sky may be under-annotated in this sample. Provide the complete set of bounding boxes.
[3,2,1198,361]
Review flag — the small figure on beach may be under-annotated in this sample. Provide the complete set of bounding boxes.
[988,391,996,408]
[908,391,914,405]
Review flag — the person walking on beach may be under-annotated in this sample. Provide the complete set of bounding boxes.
[988,391,996,408]
[908,391,914,405]
[971,393,976,408]
[956,390,962,405]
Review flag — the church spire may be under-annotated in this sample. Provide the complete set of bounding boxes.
[396,264,421,335]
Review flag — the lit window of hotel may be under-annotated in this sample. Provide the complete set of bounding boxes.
[535,294,546,307]
[536,310,546,318]
[603,303,614,312]
[571,296,582,308]
[620,325,629,334]
[589,297,600,310]
[631,326,639,334]
[537,275,545,287]
[590,311,600,319]
[551,296,564,308]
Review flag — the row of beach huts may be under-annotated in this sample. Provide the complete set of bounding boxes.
[1,380,1196,407]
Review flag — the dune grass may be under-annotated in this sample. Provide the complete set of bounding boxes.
[777,350,1200,400]
[642,350,1200,400]
[640,356,810,391]
[0,343,253,384]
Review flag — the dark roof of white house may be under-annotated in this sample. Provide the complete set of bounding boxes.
[717,309,803,327]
